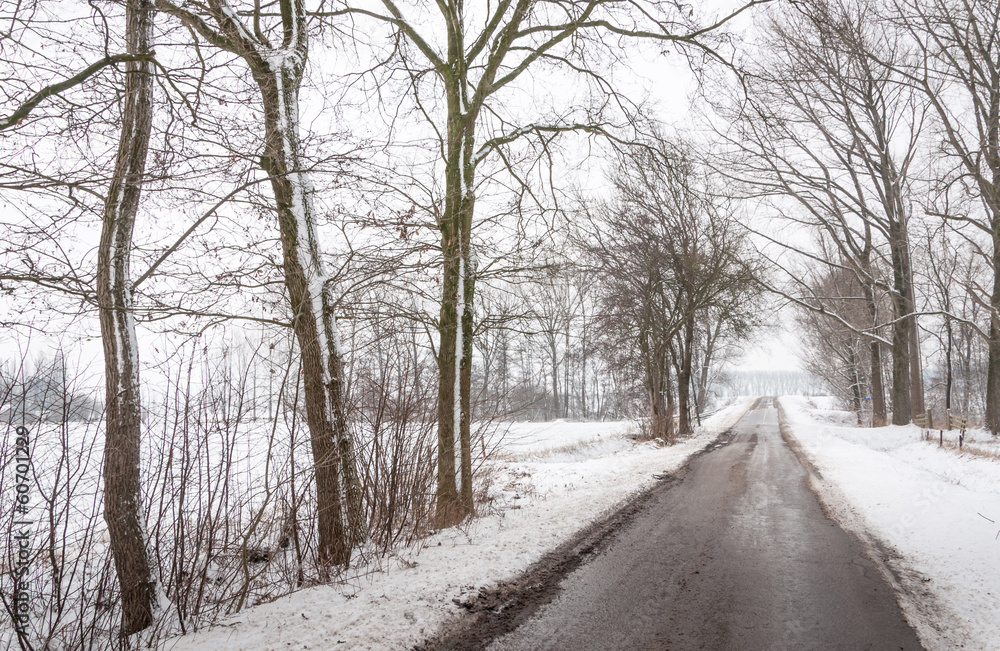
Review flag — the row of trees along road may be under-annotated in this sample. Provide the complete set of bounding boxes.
[0,0,767,641]
[585,140,764,441]
[718,0,1000,431]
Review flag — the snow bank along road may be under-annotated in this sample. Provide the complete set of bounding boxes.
[442,399,923,650]
[780,396,1000,650]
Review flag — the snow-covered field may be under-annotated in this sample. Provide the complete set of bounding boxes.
[160,400,754,650]
[779,396,1000,651]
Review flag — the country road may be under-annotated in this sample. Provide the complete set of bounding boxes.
[434,399,925,651]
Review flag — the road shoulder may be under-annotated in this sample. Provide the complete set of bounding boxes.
[776,396,1000,651]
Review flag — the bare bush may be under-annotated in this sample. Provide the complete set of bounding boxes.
[0,326,467,648]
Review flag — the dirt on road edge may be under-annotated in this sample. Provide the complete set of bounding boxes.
[413,398,761,651]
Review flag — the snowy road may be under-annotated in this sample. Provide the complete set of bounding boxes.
[481,400,923,650]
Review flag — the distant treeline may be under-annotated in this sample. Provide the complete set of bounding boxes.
[1,354,103,423]
[718,369,828,398]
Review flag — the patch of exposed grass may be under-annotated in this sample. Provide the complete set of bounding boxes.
[924,437,1000,461]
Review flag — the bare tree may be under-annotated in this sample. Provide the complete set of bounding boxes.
[339,0,766,525]
[525,260,583,420]
[154,0,363,566]
[692,295,765,413]
[894,0,1000,432]
[797,261,886,423]
[589,139,761,439]
[95,0,160,634]
[0,4,139,329]
[917,222,991,420]
[720,0,924,424]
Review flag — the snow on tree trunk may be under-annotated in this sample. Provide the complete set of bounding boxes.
[255,53,363,565]
[459,247,475,512]
[435,103,477,524]
[96,0,158,634]
[153,0,368,566]
[455,257,464,453]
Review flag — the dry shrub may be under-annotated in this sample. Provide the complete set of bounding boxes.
[0,333,444,649]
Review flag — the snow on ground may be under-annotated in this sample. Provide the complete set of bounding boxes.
[160,399,754,651]
[780,396,1000,651]
[492,420,636,462]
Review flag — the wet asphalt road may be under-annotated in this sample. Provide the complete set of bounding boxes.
[488,400,923,651]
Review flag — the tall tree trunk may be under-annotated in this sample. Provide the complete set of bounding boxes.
[962,325,973,415]
[889,281,912,424]
[861,282,887,426]
[500,332,508,407]
[549,335,559,419]
[907,317,924,414]
[676,316,695,436]
[848,346,864,425]
[254,56,361,568]
[872,82,920,423]
[987,222,1000,434]
[985,64,1000,433]
[158,0,364,572]
[649,365,669,439]
[697,319,719,411]
[459,248,475,513]
[413,334,423,397]
[945,317,953,410]
[886,204,914,425]
[904,249,924,415]
[436,245,461,523]
[435,89,477,523]
[564,323,571,417]
[989,321,1000,434]
[580,310,588,419]
[869,340,887,426]
[97,0,158,634]
[889,319,911,424]
[642,332,668,440]
[664,357,676,442]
